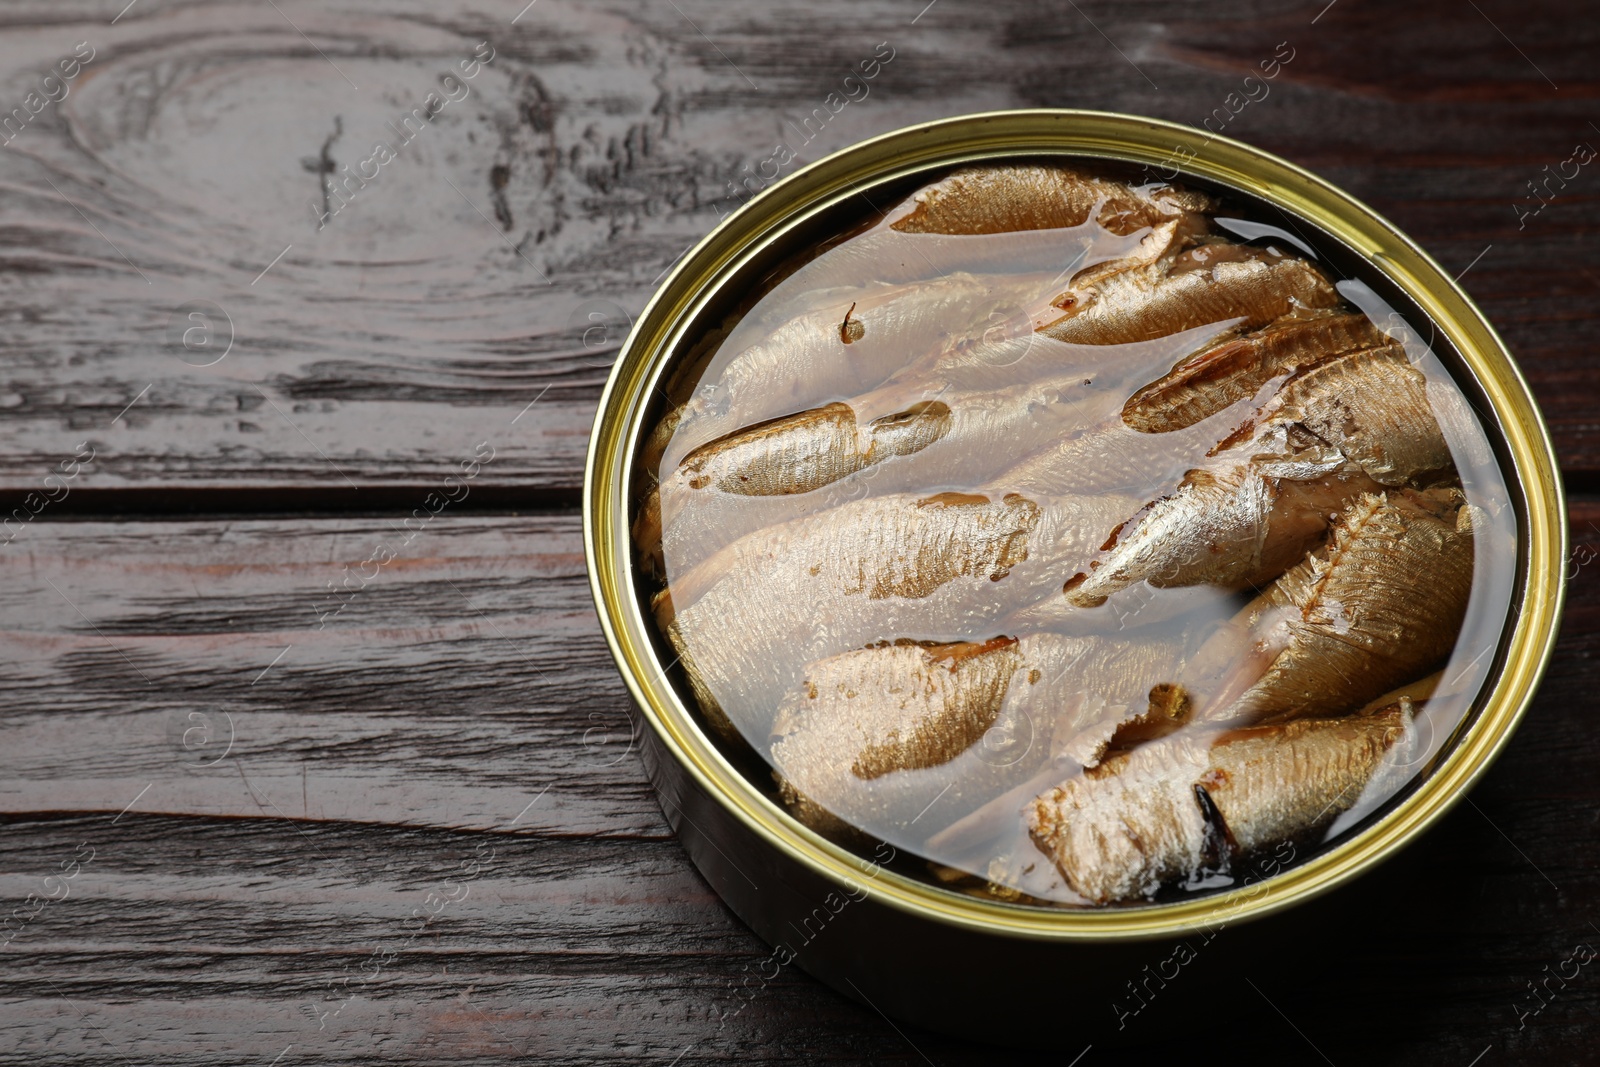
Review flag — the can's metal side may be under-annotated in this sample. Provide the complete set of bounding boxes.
[639,710,1435,1048]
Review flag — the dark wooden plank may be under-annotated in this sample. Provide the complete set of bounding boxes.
[0,513,664,835]
[0,801,1594,1067]
[2,0,1598,501]
[0,0,998,497]
[0,504,1596,1063]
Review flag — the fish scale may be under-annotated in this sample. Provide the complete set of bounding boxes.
[1064,343,1453,608]
[664,271,1064,469]
[771,633,1186,844]
[1028,705,1413,904]
[1121,310,1390,434]
[658,489,1135,744]
[1039,246,1342,347]
[1207,489,1474,725]
[887,163,1214,237]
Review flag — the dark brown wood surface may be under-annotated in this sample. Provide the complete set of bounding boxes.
[1,0,1595,1063]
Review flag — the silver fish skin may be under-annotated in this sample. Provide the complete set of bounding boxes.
[638,399,953,577]
[1027,704,1413,904]
[655,217,1213,475]
[643,376,1125,576]
[771,633,1185,839]
[643,169,1207,485]
[1121,310,1390,434]
[1063,342,1451,608]
[1064,425,1385,608]
[1006,582,1228,645]
[665,272,1062,470]
[772,636,1027,840]
[1201,705,1416,854]
[1027,733,1210,905]
[1200,488,1474,726]
[677,203,1180,400]
[657,489,1137,744]
[935,318,1265,502]
[647,212,1216,480]
[774,212,1206,343]
[638,274,963,477]
[767,225,1109,293]
[640,308,1254,577]
[1038,243,1342,347]
[887,164,1215,236]
[1266,342,1455,486]
[1001,407,1248,500]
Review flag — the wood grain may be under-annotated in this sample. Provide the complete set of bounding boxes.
[2,0,1597,1062]
[1,0,1598,500]
[0,514,667,835]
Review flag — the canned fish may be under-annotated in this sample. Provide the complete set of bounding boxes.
[585,110,1564,1042]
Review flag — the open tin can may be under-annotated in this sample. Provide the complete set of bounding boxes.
[585,110,1565,1044]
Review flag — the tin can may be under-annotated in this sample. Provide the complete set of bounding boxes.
[585,110,1565,1045]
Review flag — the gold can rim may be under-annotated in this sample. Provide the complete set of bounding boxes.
[585,109,1567,941]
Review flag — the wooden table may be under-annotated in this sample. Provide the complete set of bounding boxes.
[2,0,1595,1062]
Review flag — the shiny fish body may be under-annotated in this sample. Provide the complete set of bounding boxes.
[1001,408,1251,499]
[663,269,1243,511]
[765,225,1111,294]
[772,633,1186,839]
[773,637,1027,839]
[911,319,1263,500]
[1268,342,1456,486]
[676,207,1173,407]
[1027,704,1412,903]
[665,272,1060,469]
[639,399,954,577]
[1202,489,1474,725]
[760,215,1175,334]
[650,219,1211,478]
[1062,217,1198,291]
[654,207,1209,474]
[638,281,902,479]
[657,489,1137,743]
[1065,343,1451,607]
[1121,310,1389,433]
[1203,705,1417,854]
[1038,244,1341,347]
[641,316,1250,575]
[642,376,1124,575]
[631,156,1488,907]
[1065,426,1384,607]
[1028,734,1210,905]
[887,164,1214,236]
